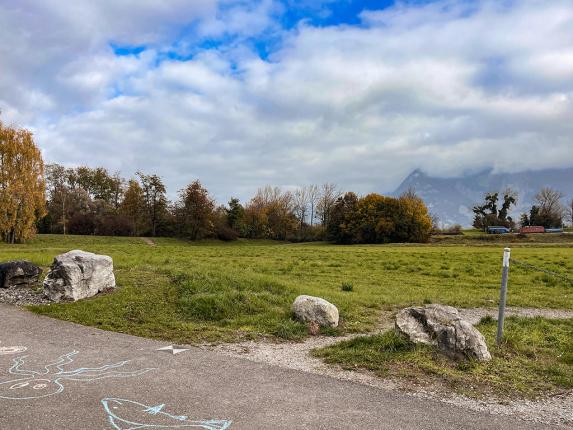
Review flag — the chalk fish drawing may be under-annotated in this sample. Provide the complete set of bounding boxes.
[0,342,26,355]
[101,397,232,430]
[0,351,153,400]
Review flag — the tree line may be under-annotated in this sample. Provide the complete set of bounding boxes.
[40,165,434,244]
[0,120,434,244]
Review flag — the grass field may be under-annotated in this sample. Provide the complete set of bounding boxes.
[313,316,573,398]
[0,234,572,344]
[1,233,572,398]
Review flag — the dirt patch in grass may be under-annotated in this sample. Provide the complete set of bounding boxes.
[140,237,156,246]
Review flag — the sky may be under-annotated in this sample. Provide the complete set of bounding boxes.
[1,0,572,203]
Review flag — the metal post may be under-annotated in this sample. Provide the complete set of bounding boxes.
[496,247,511,345]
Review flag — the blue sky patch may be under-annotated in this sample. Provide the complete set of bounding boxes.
[111,43,146,56]
[280,0,398,28]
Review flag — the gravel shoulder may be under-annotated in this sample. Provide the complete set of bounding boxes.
[2,285,572,427]
[201,308,573,427]
[0,286,51,306]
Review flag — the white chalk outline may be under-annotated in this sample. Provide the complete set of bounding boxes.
[101,397,232,430]
[0,351,154,400]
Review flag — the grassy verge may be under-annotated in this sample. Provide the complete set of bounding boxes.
[29,267,311,343]
[312,317,573,399]
[0,234,571,343]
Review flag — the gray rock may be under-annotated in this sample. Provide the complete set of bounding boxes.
[0,261,42,289]
[43,250,116,302]
[395,304,491,362]
[292,295,339,328]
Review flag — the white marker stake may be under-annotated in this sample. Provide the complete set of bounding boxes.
[496,248,511,345]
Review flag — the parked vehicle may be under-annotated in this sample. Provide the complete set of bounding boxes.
[519,226,545,234]
[487,226,510,234]
[545,228,563,233]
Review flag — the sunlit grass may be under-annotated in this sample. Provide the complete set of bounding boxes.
[313,317,573,398]
[0,234,570,344]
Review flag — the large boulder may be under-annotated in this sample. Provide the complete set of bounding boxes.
[0,261,42,289]
[43,250,116,302]
[292,295,339,328]
[395,304,491,362]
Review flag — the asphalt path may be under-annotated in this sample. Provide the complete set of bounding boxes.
[0,304,560,429]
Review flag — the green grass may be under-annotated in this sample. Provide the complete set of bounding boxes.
[0,234,572,344]
[312,317,573,399]
[433,231,573,245]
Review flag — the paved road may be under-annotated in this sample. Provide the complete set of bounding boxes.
[0,305,560,430]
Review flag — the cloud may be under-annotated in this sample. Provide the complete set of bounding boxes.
[1,0,572,203]
[196,0,282,38]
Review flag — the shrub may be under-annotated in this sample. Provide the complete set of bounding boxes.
[287,224,326,242]
[95,214,133,236]
[327,192,432,244]
[434,224,462,235]
[216,224,239,241]
[341,282,354,292]
[68,213,96,235]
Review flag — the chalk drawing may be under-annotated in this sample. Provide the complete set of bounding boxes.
[0,342,27,355]
[156,345,189,355]
[101,397,232,430]
[0,351,154,400]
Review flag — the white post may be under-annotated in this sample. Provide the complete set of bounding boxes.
[496,247,511,345]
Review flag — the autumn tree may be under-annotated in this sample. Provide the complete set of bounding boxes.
[45,163,70,234]
[243,186,297,240]
[307,184,319,226]
[327,192,432,244]
[0,119,46,243]
[120,179,146,236]
[293,186,309,232]
[109,172,125,210]
[395,191,433,243]
[316,183,341,228]
[137,171,167,237]
[66,166,124,208]
[174,180,214,240]
[41,166,165,238]
[524,187,565,228]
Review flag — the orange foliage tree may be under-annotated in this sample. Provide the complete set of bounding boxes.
[0,119,46,243]
[327,191,432,244]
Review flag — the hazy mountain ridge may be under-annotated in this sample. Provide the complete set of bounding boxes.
[393,168,573,226]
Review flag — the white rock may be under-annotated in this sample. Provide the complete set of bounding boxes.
[43,250,116,302]
[292,295,339,328]
[395,304,491,362]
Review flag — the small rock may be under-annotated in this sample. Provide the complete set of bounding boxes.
[0,261,42,289]
[292,295,339,328]
[395,304,491,362]
[43,250,116,302]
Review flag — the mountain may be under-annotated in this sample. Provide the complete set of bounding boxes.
[392,167,573,227]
